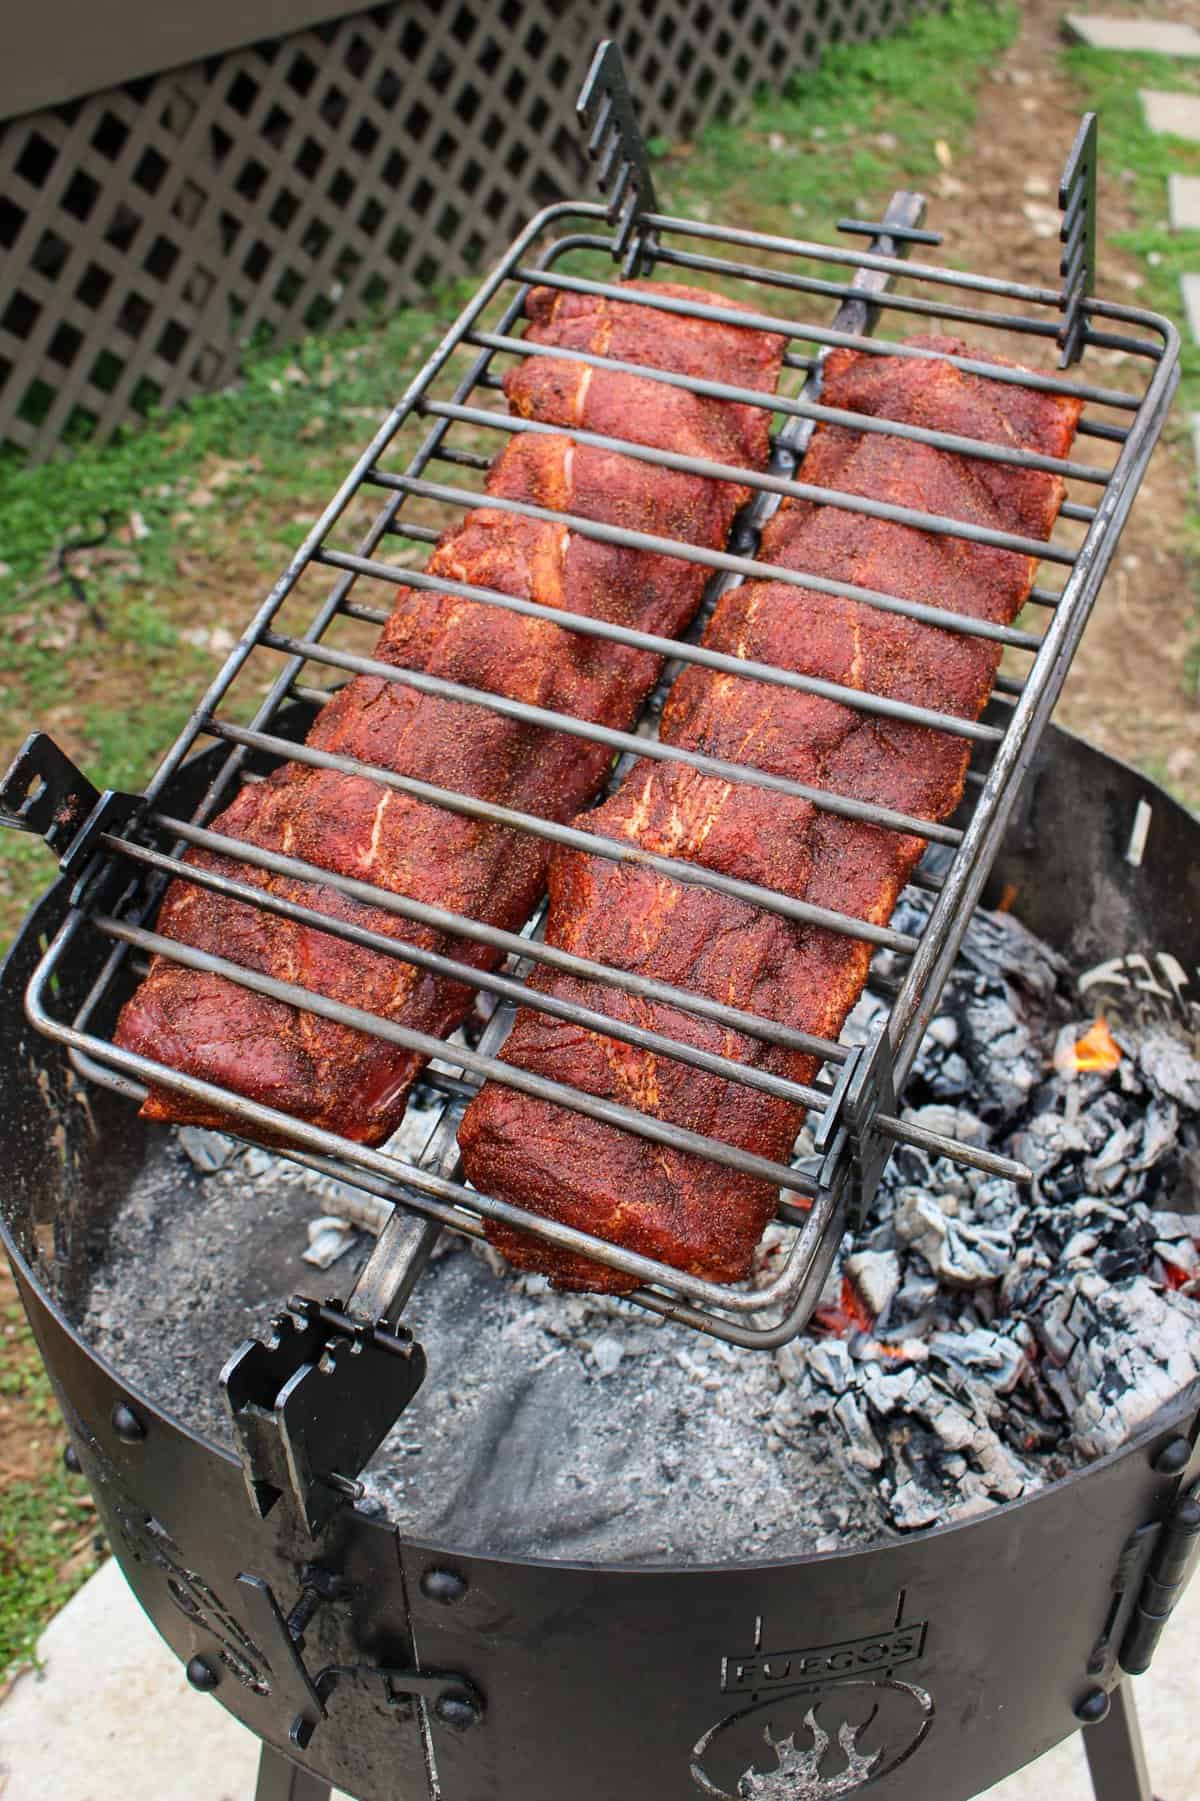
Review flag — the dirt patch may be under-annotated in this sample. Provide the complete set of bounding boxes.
[912,0,1199,803]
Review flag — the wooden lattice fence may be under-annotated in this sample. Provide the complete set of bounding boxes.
[0,0,927,462]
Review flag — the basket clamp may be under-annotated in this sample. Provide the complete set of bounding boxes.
[812,1018,897,1230]
[1058,111,1097,368]
[221,1296,426,1540]
[577,40,659,279]
[0,731,142,883]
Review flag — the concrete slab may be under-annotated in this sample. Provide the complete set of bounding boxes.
[1182,271,1200,340]
[1141,88,1200,140]
[0,1551,1197,1799]
[1067,16,1200,56]
[1169,172,1200,231]
[0,1560,352,1801]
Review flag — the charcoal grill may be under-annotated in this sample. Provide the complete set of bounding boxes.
[0,42,1197,1801]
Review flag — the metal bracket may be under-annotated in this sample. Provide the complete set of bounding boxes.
[1057,112,1097,368]
[0,732,141,879]
[221,1297,426,1539]
[577,40,659,279]
[237,1572,481,1750]
[812,1018,898,1232]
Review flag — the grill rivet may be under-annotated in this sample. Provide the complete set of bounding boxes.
[111,1401,146,1443]
[186,1656,218,1691]
[1074,1687,1110,1725]
[434,1693,479,1729]
[63,1442,82,1474]
[421,1568,467,1604]
[1152,1437,1191,1476]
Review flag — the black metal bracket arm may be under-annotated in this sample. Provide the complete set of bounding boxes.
[237,1572,482,1752]
[577,40,659,279]
[221,1297,427,1540]
[812,1020,898,1232]
[1058,111,1097,368]
[0,732,141,880]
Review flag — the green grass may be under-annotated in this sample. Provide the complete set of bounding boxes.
[1064,42,1200,716]
[0,1292,99,1682]
[657,0,1018,244]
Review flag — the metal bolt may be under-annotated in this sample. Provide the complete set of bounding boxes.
[434,1693,479,1730]
[186,1655,218,1691]
[1152,1437,1191,1476]
[421,1567,467,1605]
[111,1401,146,1443]
[62,1442,82,1474]
[1074,1687,1110,1725]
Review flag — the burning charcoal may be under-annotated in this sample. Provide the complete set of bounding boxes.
[889,1479,950,1531]
[302,1216,359,1269]
[1151,1210,1200,1242]
[832,1393,885,1471]
[590,1335,625,1377]
[894,1190,1012,1288]
[844,1250,900,1320]
[1139,1030,1200,1111]
[927,1016,959,1050]
[928,1328,1026,1394]
[1131,1102,1180,1173]
[1054,1274,1200,1458]
[807,1339,855,1395]
[177,1126,236,1173]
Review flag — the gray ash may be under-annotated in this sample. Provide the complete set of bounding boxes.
[79,897,1200,1562]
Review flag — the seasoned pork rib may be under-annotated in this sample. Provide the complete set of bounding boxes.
[458,338,1083,1291]
[113,284,784,1143]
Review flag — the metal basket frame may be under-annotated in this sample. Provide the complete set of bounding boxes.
[3,75,1180,1350]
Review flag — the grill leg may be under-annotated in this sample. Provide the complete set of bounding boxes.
[1082,1682,1153,1801]
[255,1742,332,1801]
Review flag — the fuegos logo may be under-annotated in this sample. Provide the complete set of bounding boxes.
[690,1603,933,1800]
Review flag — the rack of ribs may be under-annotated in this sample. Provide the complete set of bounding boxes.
[458,336,1083,1292]
[113,284,785,1143]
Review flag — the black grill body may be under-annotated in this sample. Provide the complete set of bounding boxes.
[4,725,1198,1801]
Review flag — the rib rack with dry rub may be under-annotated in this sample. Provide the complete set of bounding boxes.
[0,49,1180,1352]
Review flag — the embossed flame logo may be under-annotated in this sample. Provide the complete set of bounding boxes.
[691,1679,933,1801]
[737,1712,881,1801]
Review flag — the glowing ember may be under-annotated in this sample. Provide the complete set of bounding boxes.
[813,1276,875,1338]
[1068,1017,1122,1075]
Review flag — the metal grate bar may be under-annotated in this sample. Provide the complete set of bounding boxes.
[98,834,835,1111]
[383,455,1077,568]
[510,264,1148,409]
[200,717,922,952]
[263,629,965,844]
[92,913,827,1201]
[464,330,1113,486]
[320,545,1004,744]
[145,813,853,1061]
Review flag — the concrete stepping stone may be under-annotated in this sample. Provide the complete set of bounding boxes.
[1067,16,1200,55]
[1169,173,1200,230]
[1182,272,1200,340]
[1141,88,1200,140]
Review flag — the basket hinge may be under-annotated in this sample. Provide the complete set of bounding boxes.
[812,1018,897,1231]
[577,40,659,279]
[1057,111,1097,368]
[1118,1471,1200,1676]
[236,1571,483,1749]
[0,731,142,883]
[220,1296,427,1540]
